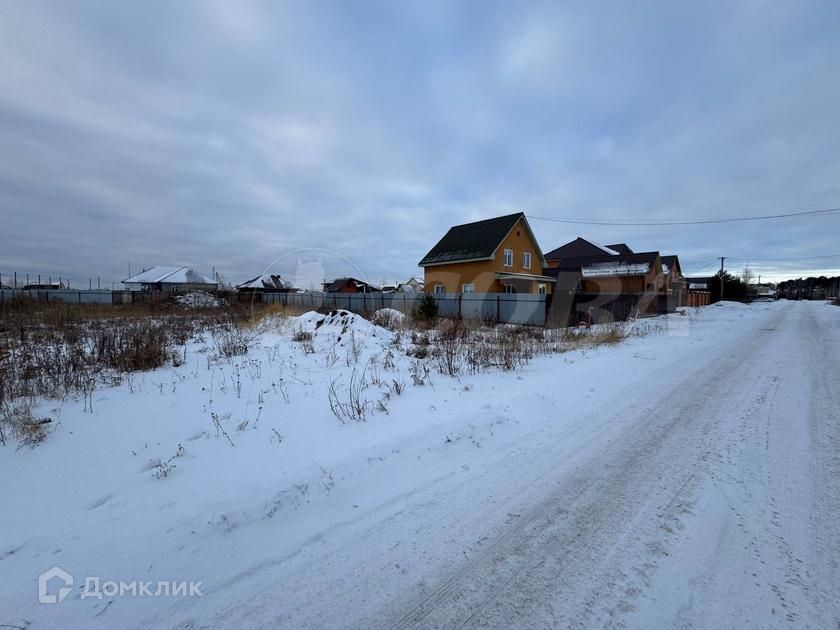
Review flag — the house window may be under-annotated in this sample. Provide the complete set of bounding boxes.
[503,249,513,267]
[538,283,547,295]
[462,283,475,293]
[433,284,445,295]
[504,285,515,294]
[523,252,532,269]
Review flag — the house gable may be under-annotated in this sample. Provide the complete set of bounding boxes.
[419,212,525,267]
[661,255,682,278]
[544,237,618,262]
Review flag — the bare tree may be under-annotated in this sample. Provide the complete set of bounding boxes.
[742,265,754,286]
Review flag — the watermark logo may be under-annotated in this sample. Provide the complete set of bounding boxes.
[38,566,73,604]
[37,566,203,604]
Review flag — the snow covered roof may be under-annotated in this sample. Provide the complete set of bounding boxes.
[548,251,660,280]
[685,276,712,290]
[123,266,216,285]
[604,243,634,255]
[236,274,295,290]
[590,241,622,255]
[581,261,652,278]
[323,277,379,292]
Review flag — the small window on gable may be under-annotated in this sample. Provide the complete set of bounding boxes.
[523,252,532,269]
[503,249,513,267]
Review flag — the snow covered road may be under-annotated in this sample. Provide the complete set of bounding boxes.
[194,302,840,629]
[2,301,838,629]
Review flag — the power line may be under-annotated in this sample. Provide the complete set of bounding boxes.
[527,206,840,226]
[681,258,722,273]
[726,253,840,262]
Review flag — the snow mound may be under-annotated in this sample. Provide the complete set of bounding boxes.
[291,309,392,349]
[174,291,224,308]
[372,308,408,328]
[711,300,751,309]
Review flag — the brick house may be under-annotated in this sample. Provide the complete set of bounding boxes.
[322,277,379,293]
[543,238,668,324]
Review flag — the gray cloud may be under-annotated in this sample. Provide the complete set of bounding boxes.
[2,0,840,288]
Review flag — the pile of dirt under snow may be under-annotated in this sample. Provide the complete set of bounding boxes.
[372,308,408,328]
[291,310,393,350]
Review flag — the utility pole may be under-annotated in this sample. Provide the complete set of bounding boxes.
[719,257,726,301]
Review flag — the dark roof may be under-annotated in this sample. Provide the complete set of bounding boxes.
[546,251,660,275]
[605,243,634,255]
[661,255,682,275]
[419,212,524,266]
[236,274,294,291]
[323,277,378,292]
[544,237,617,261]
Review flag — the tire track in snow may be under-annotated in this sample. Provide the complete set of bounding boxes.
[386,308,790,629]
[804,307,840,626]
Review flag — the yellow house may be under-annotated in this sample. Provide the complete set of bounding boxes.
[419,212,553,294]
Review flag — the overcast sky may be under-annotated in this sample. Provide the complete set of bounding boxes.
[2,1,840,288]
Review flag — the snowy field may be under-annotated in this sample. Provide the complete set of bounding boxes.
[1,300,838,629]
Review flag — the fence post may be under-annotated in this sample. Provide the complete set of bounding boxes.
[458,293,462,319]
[496,295,500,322]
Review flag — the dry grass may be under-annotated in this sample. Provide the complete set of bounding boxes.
[0,302,252,446]
[242,302,312,328]
[0,399,50,448]
[421,320,629,377]
[552,324,627,349]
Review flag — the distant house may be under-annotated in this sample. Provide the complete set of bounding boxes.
[755,283,777,299]
[419,212,552,294]
[546,238,696,302]
[661,255,686,301]
[22,281,65,290]
[236,274,296,293]
[380,284,398,294]
[684,276,712,307]
[543,236,690,324]
[323,277,379,293]
[123,266,217,292]
[397,277,424,292]
[547,251,664,294]
[0,281,11,290]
